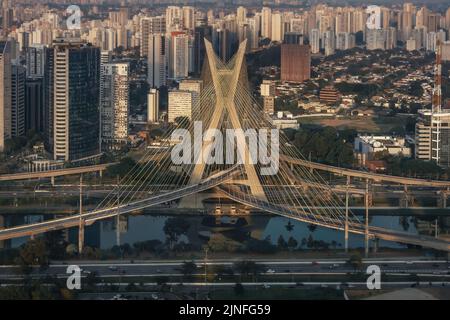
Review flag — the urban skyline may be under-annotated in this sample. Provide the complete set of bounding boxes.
[0,0,449,302]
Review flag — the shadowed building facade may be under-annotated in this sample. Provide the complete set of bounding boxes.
[281,44,311,83]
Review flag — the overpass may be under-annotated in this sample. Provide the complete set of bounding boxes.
[0,164,113,182]
[283,156,450,187]
[0,167,240,241]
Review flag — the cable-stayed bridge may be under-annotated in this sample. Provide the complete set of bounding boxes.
[0,40,449,254]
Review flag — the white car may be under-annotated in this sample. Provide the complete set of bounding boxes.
[266,269,276,274]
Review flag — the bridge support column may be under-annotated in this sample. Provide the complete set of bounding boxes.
[372,238,378,254]
[401,185,413,208]
[0,215,4,249]
[344,176,350,253]
[78,221,84,254]
[440,191,447,208]
[116,215,121,247]
[365,179,370,258]
[51,176,55,186]
[78,174,84,255]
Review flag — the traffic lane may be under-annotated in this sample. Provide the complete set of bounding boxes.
[0,262,448,278]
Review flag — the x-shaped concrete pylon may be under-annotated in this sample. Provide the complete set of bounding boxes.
[186,39,267,202]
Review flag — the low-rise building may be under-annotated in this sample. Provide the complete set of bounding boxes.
[354,135,412,159]
[270,111,299,130]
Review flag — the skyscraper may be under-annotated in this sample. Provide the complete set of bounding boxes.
[11,63,25,138]
[0,40,11,152]
[100,62,129,150]
[324,30,336,56]
[2,1,13,36]
[140,16,166,58]
[182,6,195,31]
[25,77,44,134]
[281,44,311,83]
[148,34,167,88]
[169,32,189,80]
[49,38,100,162]
[310,29,320,54]
[271,12,284,42]
[193,25,212,75]
[25,44,46,78]
[261,7,272,39]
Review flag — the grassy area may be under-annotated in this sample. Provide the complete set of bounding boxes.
[298,116,409,134]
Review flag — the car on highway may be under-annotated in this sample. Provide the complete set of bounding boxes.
[108,266,118,271]
[266,269,275,274]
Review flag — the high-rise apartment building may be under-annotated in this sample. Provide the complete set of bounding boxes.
[25,44,46,78]
[147,88,159,123]
[168,90,194,123]
[140,16,166,58]
[261,7,272,39]
[169,32,189,80]
[11,63,25,138]
[100,62,129,150]
[310,29,320,54]
[324,30,336,56]
[148,34,167,88]
[271,12,284,42]
[182,6,195,31]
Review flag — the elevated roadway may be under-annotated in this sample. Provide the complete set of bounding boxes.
[0,164,112,182]
[282,156,450,187]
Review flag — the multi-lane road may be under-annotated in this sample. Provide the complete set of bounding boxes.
[0,259,449,281]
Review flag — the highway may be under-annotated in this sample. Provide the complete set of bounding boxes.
[0,259,448,281]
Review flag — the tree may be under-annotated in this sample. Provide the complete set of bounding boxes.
[287,237,298,250]
[233,260,265,278]
[107,157,137,178]
[15,239,49,274]
[277,235,288,249]
[348,254,363,270]
[44,230,66,260]
[285,221,294,232]
[181,261,197,277]
[163,217,191,249]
